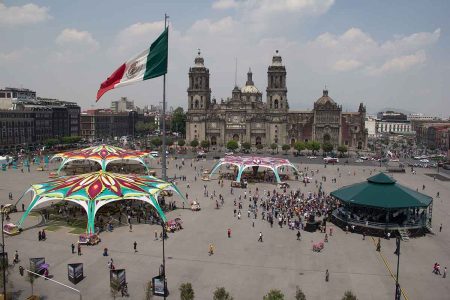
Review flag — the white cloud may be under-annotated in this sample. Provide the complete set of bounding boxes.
[367,51,426,76]
[113,21,165,56]
[189,17,237,35]
[212,0,239,10]
[304,27,439,75]
[0,3,51,26]
[333,59,362,72]
[0,49,30,64]
[56,29,99,50]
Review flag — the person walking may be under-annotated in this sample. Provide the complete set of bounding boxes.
[227,228,231,238]
[325,269,329,282]
[42,229,46,240]
[155,230,158,240]
[38,231,42,241]
[71,243,75,254]
[443,267,447,278]
[440,224,442,232]
[258,232,263,242]
[208,244,214,256]
[129,223,132,232]
[296,230,301,240]
[77,243,82,256]
[133,241,138,253]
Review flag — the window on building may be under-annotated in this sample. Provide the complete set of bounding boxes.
[345,140,349,145]
[274,99,279,109]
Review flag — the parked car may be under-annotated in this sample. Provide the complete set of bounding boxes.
[150,151,159,157]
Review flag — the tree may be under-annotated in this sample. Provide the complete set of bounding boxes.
[241,142,251,152]
[294,141,306,153]
[307,141,320,154]
[61,136,81,144]
[295,286,306,300]
[226,140,239,152]
[213,287,233,300]
[151,137,162,148]
[171,107,187,136]
[190,139,199,148]
[166,137,174,147]
[179,282,194,300]
[256,144,264,151]
[201,140,210,149]
[270,143,278,153]
[263,289,284,300]
[44,138,59,147]
[178,139,186,147]
[337,145,348,157]
[341,291,357,300]
[322,142,333,153]
[282,144,291,154]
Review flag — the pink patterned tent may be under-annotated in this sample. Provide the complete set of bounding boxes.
[209,156,299,183]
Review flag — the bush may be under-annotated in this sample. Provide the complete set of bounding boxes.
[241,142,251,151]
[294,141,306,153]
[263,289,284,300]
[322,142,333,153]
[213,287,233,300]
[151,137,162,147]
[190,139,199,148]
[282,144,291,152]
[256,144,264,150]
[226,140,239,151]
[342,290,357,300]
[270,143,277,151]
[179,282,195,300]
[201,140,210,149]
[178,139,186,147]
[295,286,306,300]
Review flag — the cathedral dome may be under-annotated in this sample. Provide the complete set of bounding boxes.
[315,89,336,106]
[241,68,260,94]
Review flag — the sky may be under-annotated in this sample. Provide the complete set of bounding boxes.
[0,0,449,116]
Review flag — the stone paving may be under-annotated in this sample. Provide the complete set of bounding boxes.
[0,157,449,299]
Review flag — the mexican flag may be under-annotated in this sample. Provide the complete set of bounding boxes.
[96,28,168,101]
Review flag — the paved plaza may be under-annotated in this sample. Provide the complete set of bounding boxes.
[0,157,449,299]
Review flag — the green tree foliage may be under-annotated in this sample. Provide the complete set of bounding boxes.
[190,139,199,148]
[307,141,321,154]
[337,145,348,156]
[263,289,284,300]
[166,137,174,147]
[270,143,277,151]
[282,144,291,153]
[177,139,186,147]
[213,287,233,300]
[341,291,358,300]
[256,144,264,150]
[241,142,251,151]
[151,137,162,147]
[294,141,306,153]
[322,142,333,153]
[44,138,60,147]
[60,136,81,144]
[171,107,187,136]
[179,282,195,300]
[201,140,210,149]
[295,286,306,300]
[226,140,239,151]
[135,121,156,135]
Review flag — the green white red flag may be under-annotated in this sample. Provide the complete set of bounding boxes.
[96,28,168,101]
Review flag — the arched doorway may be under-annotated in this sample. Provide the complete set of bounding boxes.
[358,141,363,149]
[255,136,262,145]
[233,134,239,141]
[290,138,296,146]
[323,133,331,143]
[211,136,217,146]
[274,99,279,109]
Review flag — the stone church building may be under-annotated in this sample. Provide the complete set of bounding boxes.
[186,51,367,150]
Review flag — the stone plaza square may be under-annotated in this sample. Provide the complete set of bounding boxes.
[0,158,449,299]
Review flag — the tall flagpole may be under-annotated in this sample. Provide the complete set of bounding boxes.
[162,13,168,300]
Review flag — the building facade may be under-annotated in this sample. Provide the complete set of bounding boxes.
[186,51,367,149]
[80,109,138,141]
[111,97,135,113]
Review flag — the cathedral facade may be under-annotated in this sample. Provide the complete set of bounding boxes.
[186,51,367,150]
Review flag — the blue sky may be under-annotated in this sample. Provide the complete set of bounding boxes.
[1,0,449,116]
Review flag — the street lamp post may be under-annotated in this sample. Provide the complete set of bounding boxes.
[1,208,6,299]
[395,237,401,300]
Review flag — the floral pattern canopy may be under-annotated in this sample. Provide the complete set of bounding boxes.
[18,171,185,234]
[209,156,299,183]
[51,144,154,173]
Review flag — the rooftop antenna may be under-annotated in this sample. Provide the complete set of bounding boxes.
[234,57,238,87]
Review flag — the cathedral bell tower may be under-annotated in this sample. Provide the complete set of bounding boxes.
[266,50,288,111]
[187,50,211,111]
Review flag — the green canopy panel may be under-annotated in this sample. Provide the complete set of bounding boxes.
[331,172,432,209]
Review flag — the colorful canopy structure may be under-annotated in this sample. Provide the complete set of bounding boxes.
[210,156,299,183]
[18,171,185,233]
[331,172,433,209]
[51,144,153,173]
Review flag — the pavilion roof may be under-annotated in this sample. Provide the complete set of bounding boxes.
[330,172,432,209]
